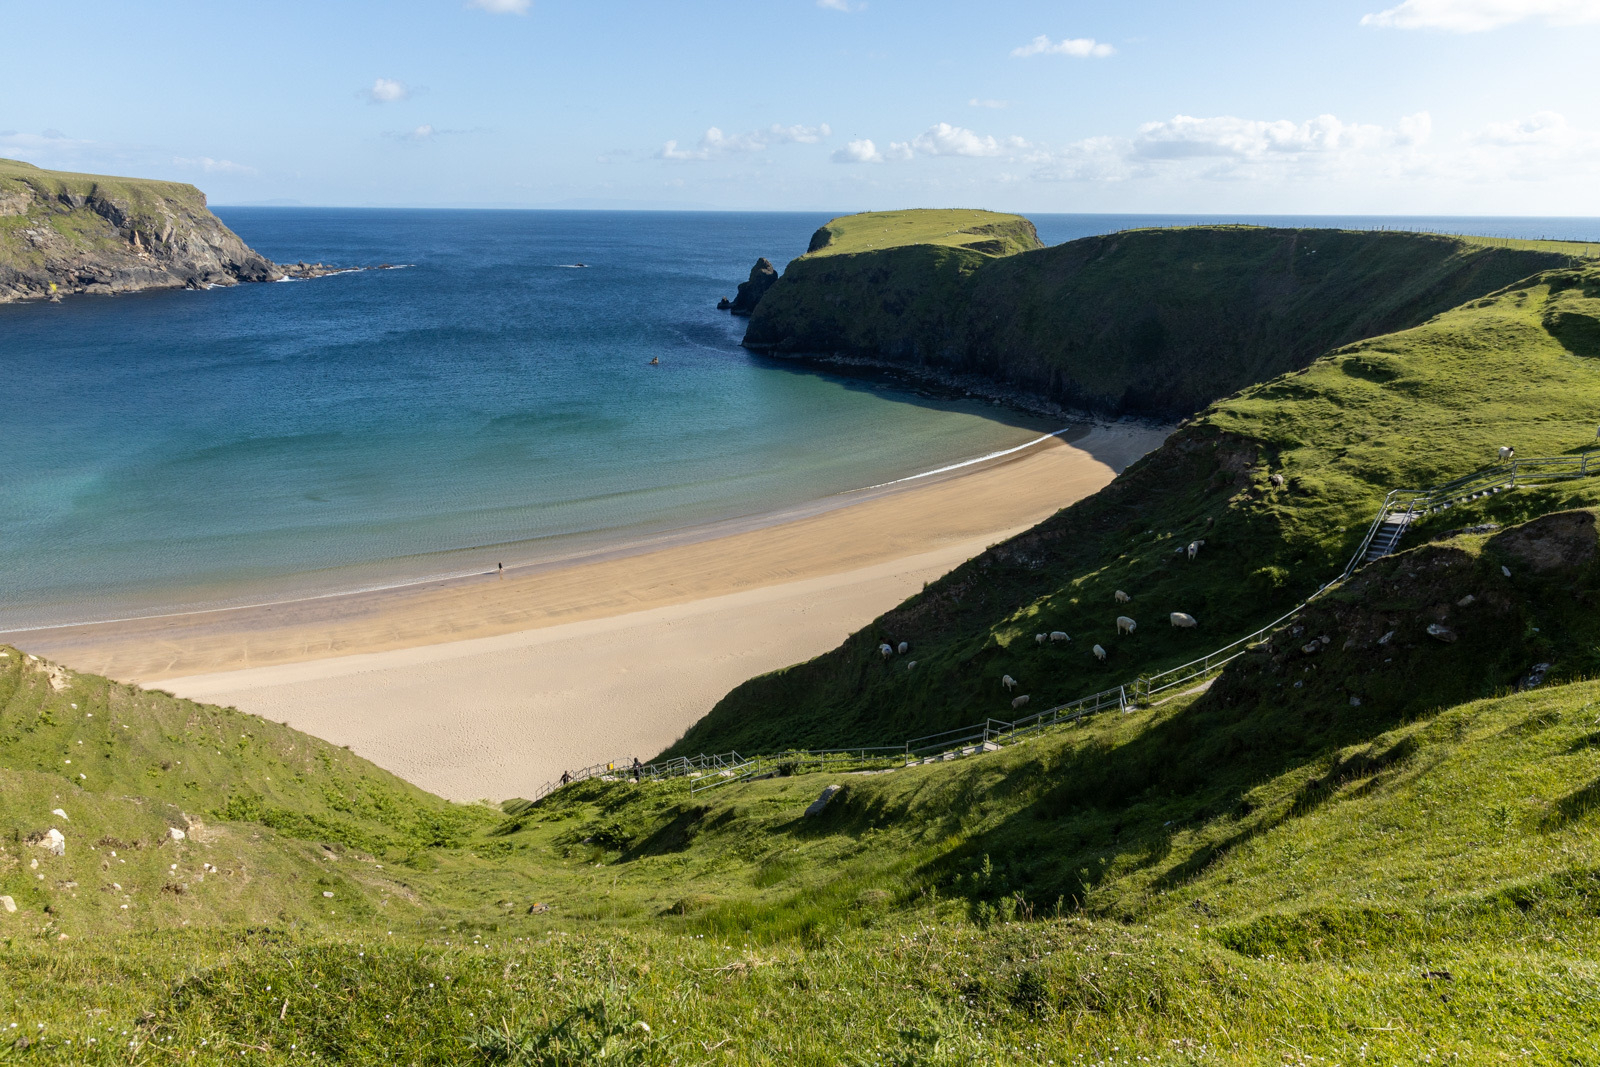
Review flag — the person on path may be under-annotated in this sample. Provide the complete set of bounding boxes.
[560,770,570,785]
[632,757,642,781]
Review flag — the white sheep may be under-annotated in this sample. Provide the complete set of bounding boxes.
[1092,644,1107,661]
[1114,590,1130,604]
[1001,674,1017,691]
[1011,694,1030,710]
[1170,612,1197,628]
[1498,445,1516,461]
[879,643,893,659]
[1050,631,1070,643]
[907,660,916,670]
[897,641,909,655]
[1035,633,1048,645]
[1117,616,1137,635]
[1187,540,1205,561]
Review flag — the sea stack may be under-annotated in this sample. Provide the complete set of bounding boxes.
[728,257,778,316]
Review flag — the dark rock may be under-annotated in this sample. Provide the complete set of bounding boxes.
[716,296,732,310]
[804,784,842,817]
[728,258,778,316]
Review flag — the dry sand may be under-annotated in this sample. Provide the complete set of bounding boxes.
[6,422,1168,801]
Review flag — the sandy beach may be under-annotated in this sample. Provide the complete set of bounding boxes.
[6,421,1168,801]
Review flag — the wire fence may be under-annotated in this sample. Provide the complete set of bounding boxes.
[528,446,1600,804]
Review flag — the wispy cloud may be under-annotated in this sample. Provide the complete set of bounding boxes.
[816,0,863,9]
[468,0,530,13]
[386,124,470,142]
[969,98,1009,109]
[1361,0,1600,31]
[367,78,409,104]
[1028,110,1447,183]
[658,123,830,161]
[1011,35,1115,58]
[172,156,256,175]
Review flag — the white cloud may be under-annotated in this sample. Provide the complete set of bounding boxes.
[658,123,830,161]
[468,0,530,12]
[817,0,863,9]
[368,78,409,104]
[911,123,1008,157]
[832,139,882,163]
[172,156,256,175]
[1011,35,1115,58]
[1361,0,1600,30]
[969,98,1009,109]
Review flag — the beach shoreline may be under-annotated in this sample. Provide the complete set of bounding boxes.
[6,420,1170,800]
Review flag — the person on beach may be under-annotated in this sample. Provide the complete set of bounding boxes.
[498,562,503,579]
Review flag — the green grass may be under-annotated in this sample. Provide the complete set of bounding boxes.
[803,209,1043,259]
[689,266,1600,758]
[8,628,1600,1061]
[745,220,1583,419]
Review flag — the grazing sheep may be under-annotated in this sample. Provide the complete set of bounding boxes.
[1011,694,1030,710]
[1092,644,1107,661]
[1170,612,1197,628]
[1116,616,1136,635]
[1499,445,1516,461]
[1001,674,1017,691]
[1187,540,1205,561]
[1050,631,1070,643]
[1270,473,1285,487]
[907,660,916,670]
[1114,589,1130,604]
[879,643,893,659]
[1035,633,1048,645]
[897,641,909,655]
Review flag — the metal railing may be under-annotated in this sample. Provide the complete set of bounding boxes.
[527,446,1600,806]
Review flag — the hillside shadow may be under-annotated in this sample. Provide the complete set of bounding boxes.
[920,684,1427,912]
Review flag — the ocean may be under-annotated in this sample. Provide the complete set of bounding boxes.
[3,210,1596,631]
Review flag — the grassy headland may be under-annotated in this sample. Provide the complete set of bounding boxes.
[802,208,1042,258]
[0,157,278,302]
[745,215,1584,418]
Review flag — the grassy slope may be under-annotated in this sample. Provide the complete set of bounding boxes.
[7,621,1600,1062]
[676,267,1600,758]
[746,220,1581,418]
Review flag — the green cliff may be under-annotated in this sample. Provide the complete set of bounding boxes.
[0,157,279,303]
[678,266,1600,756]
[745,213,1589,418]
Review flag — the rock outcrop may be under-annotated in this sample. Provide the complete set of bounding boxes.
[0,157,282,303]
[727,257,778,316]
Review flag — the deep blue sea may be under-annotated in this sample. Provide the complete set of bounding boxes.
[3,210,1596,630]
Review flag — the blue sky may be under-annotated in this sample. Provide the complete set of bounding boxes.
[3,0,1598,212]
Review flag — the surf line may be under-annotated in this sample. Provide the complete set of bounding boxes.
[843,428,1072,494]
[3,429,1074,636]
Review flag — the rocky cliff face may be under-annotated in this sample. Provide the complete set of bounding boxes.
[728,257,778,316]
[0,158,281,303]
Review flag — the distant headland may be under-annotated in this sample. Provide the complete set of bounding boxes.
[0,157,394,304]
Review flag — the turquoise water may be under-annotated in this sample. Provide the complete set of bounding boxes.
[7,209,1595,631]
[0,210,1052,629]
